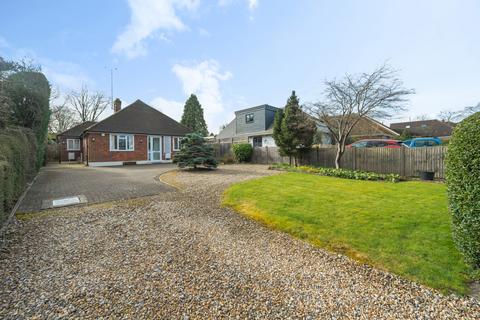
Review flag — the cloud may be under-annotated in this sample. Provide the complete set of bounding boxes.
[152,59,233,133]
[112,0,199,58]
[150,96,184,121]
[247,0,258,10]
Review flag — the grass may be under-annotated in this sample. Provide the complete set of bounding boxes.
[223,172,474,295]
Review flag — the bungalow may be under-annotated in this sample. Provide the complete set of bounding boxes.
[390,119,455,138]
[58,99,191,166]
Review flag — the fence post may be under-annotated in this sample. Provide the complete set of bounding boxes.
[352,147,356,171]
[400,147,406,177]
[266,146,269,164]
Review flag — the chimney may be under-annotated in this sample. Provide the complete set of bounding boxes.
[114,98,122,113]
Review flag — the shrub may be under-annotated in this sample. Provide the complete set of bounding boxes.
[446,112,480,267]
[173,133,218,169]
[269,163,401,183]
[232,143,253,163]
[0,127,37,228]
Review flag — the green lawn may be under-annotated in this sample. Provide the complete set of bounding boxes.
[223,172,473,294]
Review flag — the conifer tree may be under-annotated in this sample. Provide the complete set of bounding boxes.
[272,91,316,165]
[180,94,208,136]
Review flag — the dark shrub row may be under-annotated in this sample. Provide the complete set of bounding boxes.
[446,112,480,267]
[269,163,401,183]
[0,127,37,227]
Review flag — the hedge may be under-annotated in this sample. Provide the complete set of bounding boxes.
[446,112,480,267]
[0,127,37,228]
[232,143,253,162]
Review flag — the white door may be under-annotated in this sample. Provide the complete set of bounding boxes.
[164,136,172,160]
[148,136,162,161]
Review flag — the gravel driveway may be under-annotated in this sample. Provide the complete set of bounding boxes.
[1,164,479,318]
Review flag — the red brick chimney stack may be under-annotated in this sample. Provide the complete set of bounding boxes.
[114,98,122,113]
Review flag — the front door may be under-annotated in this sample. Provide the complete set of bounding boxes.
[148,136,162,161]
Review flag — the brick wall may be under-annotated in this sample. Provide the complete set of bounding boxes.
[58,136,83,162]
[85,132,148,163]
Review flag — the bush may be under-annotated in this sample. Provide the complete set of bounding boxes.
[269,163,401,183]
[0,127,37,228]
[446,112,480,267]
[232,143,253,163]
[173,133,218,169]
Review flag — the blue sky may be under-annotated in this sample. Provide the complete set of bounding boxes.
[1,0,479,133]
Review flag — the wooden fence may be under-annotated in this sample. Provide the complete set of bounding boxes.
[211,143,448,179]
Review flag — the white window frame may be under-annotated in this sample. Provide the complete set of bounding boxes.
[66,139,80,151]
[110,134,135,151]
[173,137,181,151]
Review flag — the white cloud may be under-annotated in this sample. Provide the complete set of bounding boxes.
[112,0,199,59]
[150,96,184,121]
[247,0,258,10]
[41,60,93,92]
[152,59,233,133]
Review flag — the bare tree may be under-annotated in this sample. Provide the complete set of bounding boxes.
[49,103,78,134]
[66,85,108,122]
[307,65,414,168]
[461,102,480,119]
[437,109,461,123]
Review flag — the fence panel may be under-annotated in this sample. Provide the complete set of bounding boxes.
[210,143,447,179]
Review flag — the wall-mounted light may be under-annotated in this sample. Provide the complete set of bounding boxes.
[92,137,96,142]
[101,133,105,137]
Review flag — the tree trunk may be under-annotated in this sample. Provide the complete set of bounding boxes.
[335,143,344,169]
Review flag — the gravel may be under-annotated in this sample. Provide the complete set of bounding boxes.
[1,164,479,319]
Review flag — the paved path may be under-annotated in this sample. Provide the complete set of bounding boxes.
[18,163,175,212]
[1,165,479,318]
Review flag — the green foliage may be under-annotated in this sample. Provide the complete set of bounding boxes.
[231,143,253,162]
[272,91,316,164]
[398,129,413,141]
[446,112,480,268]
[180,94,208,136]
[0,127,37,227]
[173,133,218,169]
[269,163,401,182]
[3,71,51,169]
[223,173,473,294]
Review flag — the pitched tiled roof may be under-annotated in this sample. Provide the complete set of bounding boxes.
[390,119,455,137]
[58,121,96,137]
[85,99,192,136]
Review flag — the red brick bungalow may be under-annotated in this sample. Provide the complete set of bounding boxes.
[58,99,191,166]
[57,121,96,162]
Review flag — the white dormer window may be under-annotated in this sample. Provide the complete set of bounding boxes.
[245,113,254,123]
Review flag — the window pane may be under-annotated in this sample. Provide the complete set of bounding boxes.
[127,135,134,150]
[118,136,126,150]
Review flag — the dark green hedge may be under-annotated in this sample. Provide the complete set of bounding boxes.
[232,143,253,162]
[0,127,37,227]
[446,112,480,267]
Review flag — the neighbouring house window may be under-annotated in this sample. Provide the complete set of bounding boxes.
[245,113,254,124]
[67,139,80,151]
[252,136,262,147]
[173,137,181,151]
[110,134,134,151]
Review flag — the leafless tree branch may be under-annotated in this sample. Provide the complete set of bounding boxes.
[306,64,414,168]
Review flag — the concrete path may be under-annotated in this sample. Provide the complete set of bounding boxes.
[18,163,175,212]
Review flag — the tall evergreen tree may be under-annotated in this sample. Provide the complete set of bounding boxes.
[180,94,208,136]
[272,91,316,165]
